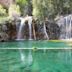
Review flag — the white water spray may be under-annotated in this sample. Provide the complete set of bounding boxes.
[27,16,33,40]
[65,15,72,39]
[17,17,25,40]
[17,16,33,40]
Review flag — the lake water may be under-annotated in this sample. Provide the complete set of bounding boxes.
[0,41,72,72]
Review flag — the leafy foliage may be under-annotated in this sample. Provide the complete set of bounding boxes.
[16,0,31,16]
[32,0,72,21]
[8,4,21,18]
[16,0,28,5]
[32,0,55,21]
[0,4,6,16]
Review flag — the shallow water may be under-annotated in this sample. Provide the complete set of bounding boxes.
[0,40,70,49]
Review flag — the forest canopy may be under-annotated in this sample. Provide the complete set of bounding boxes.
[0,0,72,20]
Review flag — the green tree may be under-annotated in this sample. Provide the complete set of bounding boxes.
[8,3,21,18]
[32,0,72,21]
[32,0,55,21]
[16,0,32,16]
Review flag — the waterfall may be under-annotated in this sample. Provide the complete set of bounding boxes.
[57,15,72,40]
[65,15,72,39]
[17,17,25,40]
[27,16,33,40]
[17,16,33,40]
[43,23,49,40]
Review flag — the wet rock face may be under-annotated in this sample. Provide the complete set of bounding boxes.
[5,21,17,40]
[35,23,45,40]
[45,21,60,40]
[32,20,60,40]
[0,24,9,42]
[0,21,17,41]
[0,19,60,41]
[2,24,8,32]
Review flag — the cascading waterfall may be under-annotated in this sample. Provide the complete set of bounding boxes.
[27,16,33,40]
[65,15,72,39]
[17,16,33,40]
[17,17,25,40]
[43,23,49,40]
[57,15,72,40]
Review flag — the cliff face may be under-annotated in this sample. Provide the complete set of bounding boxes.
[0,0,14,8]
